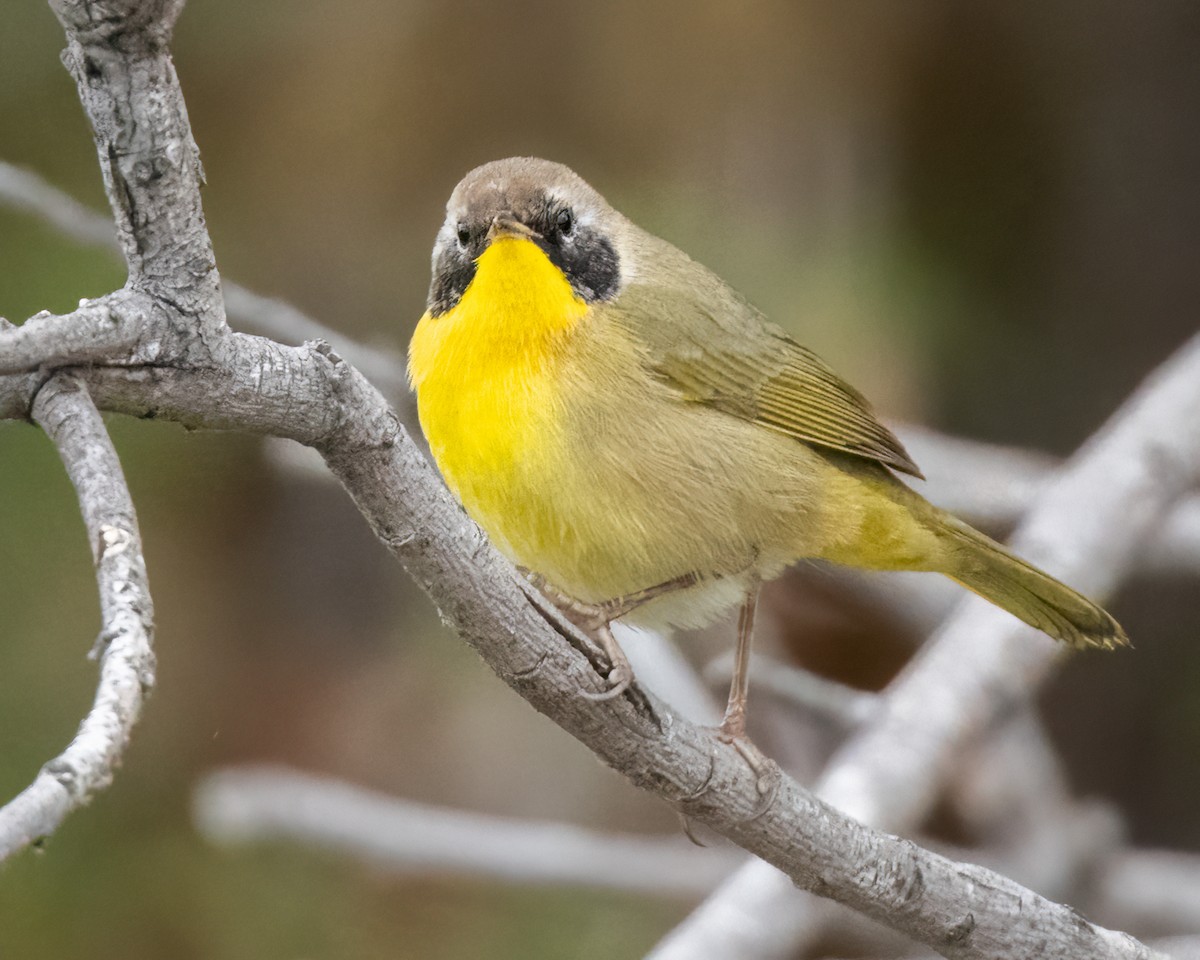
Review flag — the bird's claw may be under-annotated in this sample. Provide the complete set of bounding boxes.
[719,726,781,819]
[580,665,634,701]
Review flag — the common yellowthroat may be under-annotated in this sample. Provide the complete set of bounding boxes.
[408,157,1126,740]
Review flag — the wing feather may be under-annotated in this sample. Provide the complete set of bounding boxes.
[605,279,923,478]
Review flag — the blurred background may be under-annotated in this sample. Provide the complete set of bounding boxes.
[2,1,1198,957]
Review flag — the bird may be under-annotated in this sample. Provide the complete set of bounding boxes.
[407,156,1126,746]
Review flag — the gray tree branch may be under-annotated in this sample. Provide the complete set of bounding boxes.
[651,331,1200,959]
[0,374,154,859]
[7,327,1167,958]
[2,160,1198,575]
[193,765,741,896]
[1096,851,1200,937]
[0,160,410,396]
[0,1,1190,957]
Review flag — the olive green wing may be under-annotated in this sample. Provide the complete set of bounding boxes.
[608,280,923,478]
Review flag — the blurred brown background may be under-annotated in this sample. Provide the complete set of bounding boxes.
[1,2,1198,957]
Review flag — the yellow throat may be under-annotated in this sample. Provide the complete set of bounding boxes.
[408,236,590,558]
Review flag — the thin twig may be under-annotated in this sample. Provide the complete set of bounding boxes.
[903,423,1200,575]
[1094,850,1200,937]
[221,285,410,397]
[1148,937,1200,960]
[0,163,117,246]
[194,766,741,895]
[0,374,154,859]
[0,160,409,397]
[703,651,879,730]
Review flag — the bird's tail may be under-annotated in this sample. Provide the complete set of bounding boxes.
[931,511,1127,650]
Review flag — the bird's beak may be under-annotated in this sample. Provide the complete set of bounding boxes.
[486,215,538,244]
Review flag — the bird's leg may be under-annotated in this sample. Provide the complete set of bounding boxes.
[597,572,701,622]
[578,621,636,701]
[719,584,758,740]
[718,583,778,805]
[527,571,700,700]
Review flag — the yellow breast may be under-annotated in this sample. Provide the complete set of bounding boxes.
[408,237,589,562]
[408,234,839,619]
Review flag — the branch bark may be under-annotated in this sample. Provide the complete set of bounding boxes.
[651,331,1200,959]
[8,323,1169,959]
[2,160,1198,573]
[0,160,410,397]
[0,374,154,859]
[0,2,1192,958]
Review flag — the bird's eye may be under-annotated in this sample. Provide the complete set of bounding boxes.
[456,224,470,248]
[555,208,574,237]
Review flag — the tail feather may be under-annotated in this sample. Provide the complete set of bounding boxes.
[933,513,1128,651]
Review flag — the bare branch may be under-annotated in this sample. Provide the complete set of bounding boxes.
[0,160,409,396]
[908,938,1200,960]
[0,374,154,859]
[2,161,1199,579]
[0,301,134,373]
[220,286,410,397]
[704,652,879,731]
[623,625,723,725]
[904,424,1200,575]
[0,321,1165,956]
[49,0,219,339]
[0,162,117,247]
[897,424,1060,525]
[706,657,1189,945]
[947,712,1122,893]
[825,335,1200,825]
[0,1,1185,955]
[194,766,740,896]
[652,332,1200,959]
[1094,850,1200,937]
[1149,937,1200,960]
[0,290,164,375]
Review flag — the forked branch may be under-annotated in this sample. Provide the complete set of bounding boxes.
[0,2,1191,958]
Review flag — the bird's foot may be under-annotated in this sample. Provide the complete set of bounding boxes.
[578,621,635,700]
[524,573,636,699]
[524,571,701,700]
[718,712,780,818]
